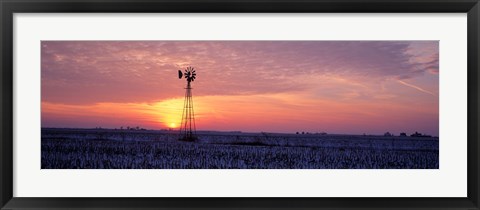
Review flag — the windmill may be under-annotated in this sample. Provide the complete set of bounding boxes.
[178,66,197,141]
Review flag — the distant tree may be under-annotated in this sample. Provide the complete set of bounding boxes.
[411,132,421,137]
[410,132,431,138]
[296,132,299,134]
[400,132,407,137]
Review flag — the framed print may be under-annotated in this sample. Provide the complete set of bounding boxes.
[1,0,479,209]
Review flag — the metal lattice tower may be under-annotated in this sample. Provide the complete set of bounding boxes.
[178,67,197,141]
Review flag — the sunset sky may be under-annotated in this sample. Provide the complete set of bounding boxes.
[41,41,439,136]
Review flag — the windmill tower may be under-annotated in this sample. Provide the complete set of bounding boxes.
[178,66,197,141]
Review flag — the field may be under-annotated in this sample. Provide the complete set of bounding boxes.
[41,128,439,169]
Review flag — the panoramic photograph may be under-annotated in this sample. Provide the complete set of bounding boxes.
[41,41,439,169]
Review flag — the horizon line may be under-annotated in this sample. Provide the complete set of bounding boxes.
[41,126,437,137]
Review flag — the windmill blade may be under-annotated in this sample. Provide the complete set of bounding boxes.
[179,66,197,83]
[178,70,183,79]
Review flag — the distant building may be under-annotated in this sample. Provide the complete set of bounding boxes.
[400,132,407,137]
[384,132,393,137]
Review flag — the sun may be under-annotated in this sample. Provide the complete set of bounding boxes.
[168,122,177,129]
[147,98,184,130]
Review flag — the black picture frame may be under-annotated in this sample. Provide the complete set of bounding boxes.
[1,0,479,209]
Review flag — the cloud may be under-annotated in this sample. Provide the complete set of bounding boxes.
[41,41,439,105]
[397,80,435,96]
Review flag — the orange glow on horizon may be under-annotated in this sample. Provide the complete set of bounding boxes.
[41,89,438,135]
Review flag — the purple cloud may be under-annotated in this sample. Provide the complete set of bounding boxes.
[41,41,438,104]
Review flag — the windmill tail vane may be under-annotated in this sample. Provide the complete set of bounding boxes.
[178,66,197,141]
